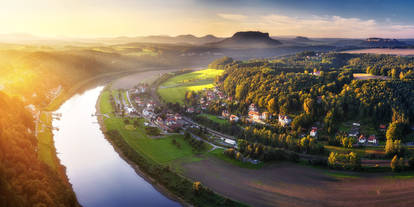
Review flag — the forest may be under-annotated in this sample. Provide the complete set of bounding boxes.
[0,92,79,207]
[201,52,414,164]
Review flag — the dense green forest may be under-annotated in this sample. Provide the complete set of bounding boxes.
[204,53,414,161]
[0,92,79,207]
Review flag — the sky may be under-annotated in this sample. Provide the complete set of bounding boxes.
[1,0,414,38]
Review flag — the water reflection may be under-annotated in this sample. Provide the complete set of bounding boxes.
[53,86,180,207]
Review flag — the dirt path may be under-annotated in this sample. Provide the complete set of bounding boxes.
[182,157,414,207]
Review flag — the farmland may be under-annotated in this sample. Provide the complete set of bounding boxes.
[183,158,414,207]
[342,48,414,56]
[157,68,224,104]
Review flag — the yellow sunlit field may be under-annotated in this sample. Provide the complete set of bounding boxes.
[157,68,224,104]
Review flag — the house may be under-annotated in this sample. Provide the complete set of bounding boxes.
[218,92,226,99]
[248,111,260,120]
[156,117,164,125]
[186,107,195,113]
[261,112,270,120]
[349,130,359,137]
[352,122,361,127]
[174,113,182,120]
[229,115,239,122]
[278,115,291,126]
[312,70,321,76]
[249,103,258,112]
[368,135,377,144]
[166,118,177,127]
[348,127,359,137]
[222,110,230,117]
[358,135,366,144]
[310,127,318,137]
[200,98,206,104]
[224,138,236,146]
[227,96,233,101]
[201,105,207,110]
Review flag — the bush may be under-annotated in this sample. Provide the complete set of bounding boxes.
[145,126,161,136]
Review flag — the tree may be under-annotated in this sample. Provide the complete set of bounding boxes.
[391,155,399,172]
[267,98,277,113]
[303,98,315,115]
[328,152,337,168]
[385,139,405,157]
[386,121,406,140]
[192,181,202,193]
[235,82,248,100]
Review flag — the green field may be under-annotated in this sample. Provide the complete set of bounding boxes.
[324,145,385,157]
[198,113,228,125]
[157,68,224,104]
[100,89,208,165]
[37,112,56,170]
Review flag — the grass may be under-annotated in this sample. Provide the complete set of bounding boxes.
[37,112,56,170]
[198,113,228,125]
[208,148,264,169]
[157,68,224,104]
[385,172,414,179]
[101,89,207,165]
[324,172,360,179]
[325,145,385,156]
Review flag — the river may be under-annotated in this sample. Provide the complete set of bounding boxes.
[52,86,180,207]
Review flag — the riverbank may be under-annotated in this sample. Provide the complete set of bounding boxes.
[97,86,248,207]
[37,70,162,207]
[95,88,190,207]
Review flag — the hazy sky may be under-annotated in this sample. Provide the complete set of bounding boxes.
[1,0,414,38]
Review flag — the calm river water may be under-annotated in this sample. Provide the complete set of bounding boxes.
[52,86,180,207]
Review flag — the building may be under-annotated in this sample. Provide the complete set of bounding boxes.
[229,115,239,122]
[174,113,182,120]
[368,135,377,144]
[358,135,366,144]
[312,70,321,76]
[222,110,230,117]
[310,127,318,137]
[249,103,258,112]
[224,138,236,146]
[248,111,260,120]
[186,107,195,113]
[261,112,270,120]
[278,115,291,126]
[352,122,361,127]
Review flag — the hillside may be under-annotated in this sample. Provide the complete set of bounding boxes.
[0,92,80,207]
[207,31,282,48]
[362,38,409,48]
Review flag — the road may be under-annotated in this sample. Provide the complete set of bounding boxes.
[182,117,236,140]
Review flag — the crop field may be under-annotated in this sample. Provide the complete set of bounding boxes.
[342,48,414,56]
[157,68,224,104]
[183,158,414,207]
[353,73,391,80]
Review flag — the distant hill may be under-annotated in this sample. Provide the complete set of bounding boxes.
[105,34,222,45]
[294,36,312,41]
[361,38,409,48]
[207,31,282,48]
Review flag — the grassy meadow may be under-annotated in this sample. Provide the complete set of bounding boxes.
[157,68,224,104]
[198,113,228,125]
